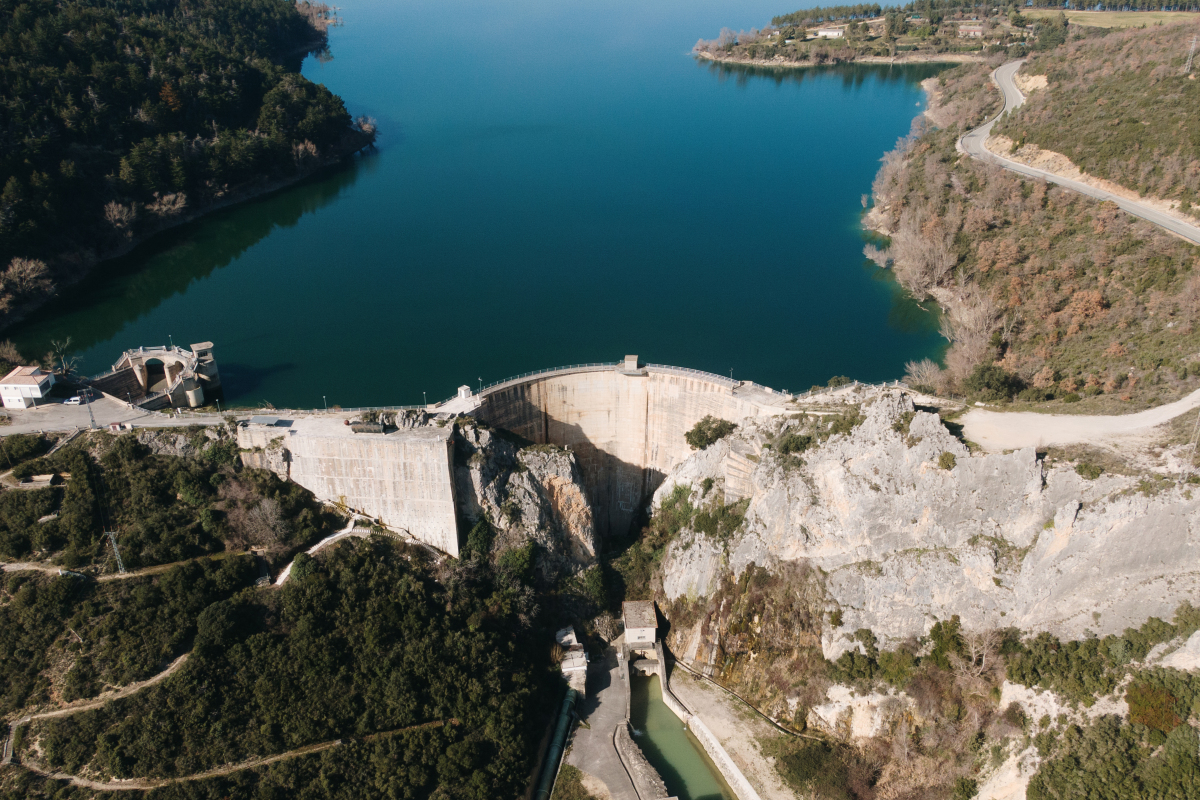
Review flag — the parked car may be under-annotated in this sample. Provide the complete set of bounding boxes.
[63,396,81,405]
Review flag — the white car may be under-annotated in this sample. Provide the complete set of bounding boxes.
[64,395,90,405]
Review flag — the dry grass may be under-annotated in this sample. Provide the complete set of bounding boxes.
[1024,9,1200,28]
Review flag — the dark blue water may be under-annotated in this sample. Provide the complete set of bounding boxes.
[11,0,945,409]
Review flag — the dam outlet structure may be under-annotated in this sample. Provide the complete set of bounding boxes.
[238,356,794,555]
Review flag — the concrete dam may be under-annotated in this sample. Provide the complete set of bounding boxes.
[238,357,793,555]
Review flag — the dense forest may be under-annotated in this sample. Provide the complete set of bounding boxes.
[12,536,556,800]
[0,429,340,569]
[996,22,1200,214]
[0,0,373,327]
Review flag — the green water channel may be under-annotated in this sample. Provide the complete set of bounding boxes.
[629,674,734,800]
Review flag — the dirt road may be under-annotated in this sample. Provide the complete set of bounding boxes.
[961,388,1200,452]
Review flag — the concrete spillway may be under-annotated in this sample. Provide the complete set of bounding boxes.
[237,360,792,554]
[474,362,792,536]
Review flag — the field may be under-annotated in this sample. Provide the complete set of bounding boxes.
[1024,9,1200,28]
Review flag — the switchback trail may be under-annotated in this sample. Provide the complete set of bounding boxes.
[12,720,449,791]
[2,654,190,766]
[957,60,1200,246]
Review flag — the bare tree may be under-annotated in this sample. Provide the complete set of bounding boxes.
[4,257,52,297]
[904,358,945,391]
[146,192,187,217]
[863,243,892,269]
[104,201,137,230]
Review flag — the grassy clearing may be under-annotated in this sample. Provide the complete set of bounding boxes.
[1023,9,1200,28]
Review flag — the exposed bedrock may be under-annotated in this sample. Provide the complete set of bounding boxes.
[653,392,1200,660]
[473,366,791,538]
[454,423,598,574]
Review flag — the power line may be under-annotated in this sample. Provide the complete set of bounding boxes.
[105,531,126,574]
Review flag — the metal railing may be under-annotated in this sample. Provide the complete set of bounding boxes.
[644,363,737,388]
[473,362,620,399]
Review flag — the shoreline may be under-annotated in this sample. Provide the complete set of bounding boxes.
[0,136,373,336]
[693,49,984,70]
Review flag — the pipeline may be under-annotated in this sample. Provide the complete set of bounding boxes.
[534,687,577,800]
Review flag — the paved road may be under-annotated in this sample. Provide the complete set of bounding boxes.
[1,396,226,436]
[958,60,1200,246]
[962,387,1200,452]
[565,648,638,800]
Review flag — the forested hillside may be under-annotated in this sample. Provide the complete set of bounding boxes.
[0,431,560,800]
[867,48,1200,409]
[0,0,373,327]
[996,22,1200,216]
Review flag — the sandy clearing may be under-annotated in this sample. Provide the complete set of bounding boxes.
[668,671,795,800]
[960,388,1200,452]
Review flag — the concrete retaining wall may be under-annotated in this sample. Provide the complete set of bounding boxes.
[476,367,789,535]
[654,643,762,800]
[238,423,460,556]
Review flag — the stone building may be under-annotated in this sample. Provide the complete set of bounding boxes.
[88,342,220,409]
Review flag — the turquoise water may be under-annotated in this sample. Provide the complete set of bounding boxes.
[11,0,946,409]
[630,673,732,800]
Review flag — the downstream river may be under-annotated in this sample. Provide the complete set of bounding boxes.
[12,0,947,408]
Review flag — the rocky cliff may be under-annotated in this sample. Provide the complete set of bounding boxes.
[653,391,1200,665]
[454,421,598,573]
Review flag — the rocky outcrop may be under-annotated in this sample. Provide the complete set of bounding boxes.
[136,427,224,459]
[455,423,597,573]
[653,391,1200,660]
[615,723,670,799]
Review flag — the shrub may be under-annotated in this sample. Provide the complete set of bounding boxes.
[964,365,1025,402]
[938,451,957,470]
[685,416,737,450]
[1127,682,1181,734]
[776,432,814,456]
[827,376,853,388]
[1075,463,1103,480]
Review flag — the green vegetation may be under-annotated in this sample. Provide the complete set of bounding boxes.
[0,556,255,716]
[551,764,601,800]
[1029,711,1200,800]
[0,0,373,326]
[938,451,957,470]
[998,22,1200,213]
[1006,603,1200,706]
[0,433,339,569]
[1075,462,1104,480]
[25,537,554,797]
[684,416,738,450]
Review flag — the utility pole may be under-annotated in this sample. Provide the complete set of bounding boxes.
[1186,33,1197,74]
[323,395,327,411]
[80,388,97,430]
[106,531,126,574]
[478,377,482,395]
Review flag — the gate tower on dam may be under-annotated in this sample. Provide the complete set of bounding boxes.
[472,356,792,536]
[236,356,794,555]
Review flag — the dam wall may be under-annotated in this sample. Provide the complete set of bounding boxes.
[474,363,791,536]
[238,419,460,556]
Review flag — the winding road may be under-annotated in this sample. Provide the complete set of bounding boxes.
[957,60,1200,246]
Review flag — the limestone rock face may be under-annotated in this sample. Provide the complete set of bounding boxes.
[455,423,597,573]
[653,391,1200,660]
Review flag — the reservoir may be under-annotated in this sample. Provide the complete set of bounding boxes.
[630,673,732,800]
[10,0,947,409]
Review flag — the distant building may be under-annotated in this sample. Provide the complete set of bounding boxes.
[0,366,55,409]
[815,27,844,38]
[958,24,984,38]
[622,600,657,647]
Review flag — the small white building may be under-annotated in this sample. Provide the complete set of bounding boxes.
[958,24,984,38]
[815,27,844,38]
[0,366,55,409]
[556,626,588,693]
[622,600,657,647]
